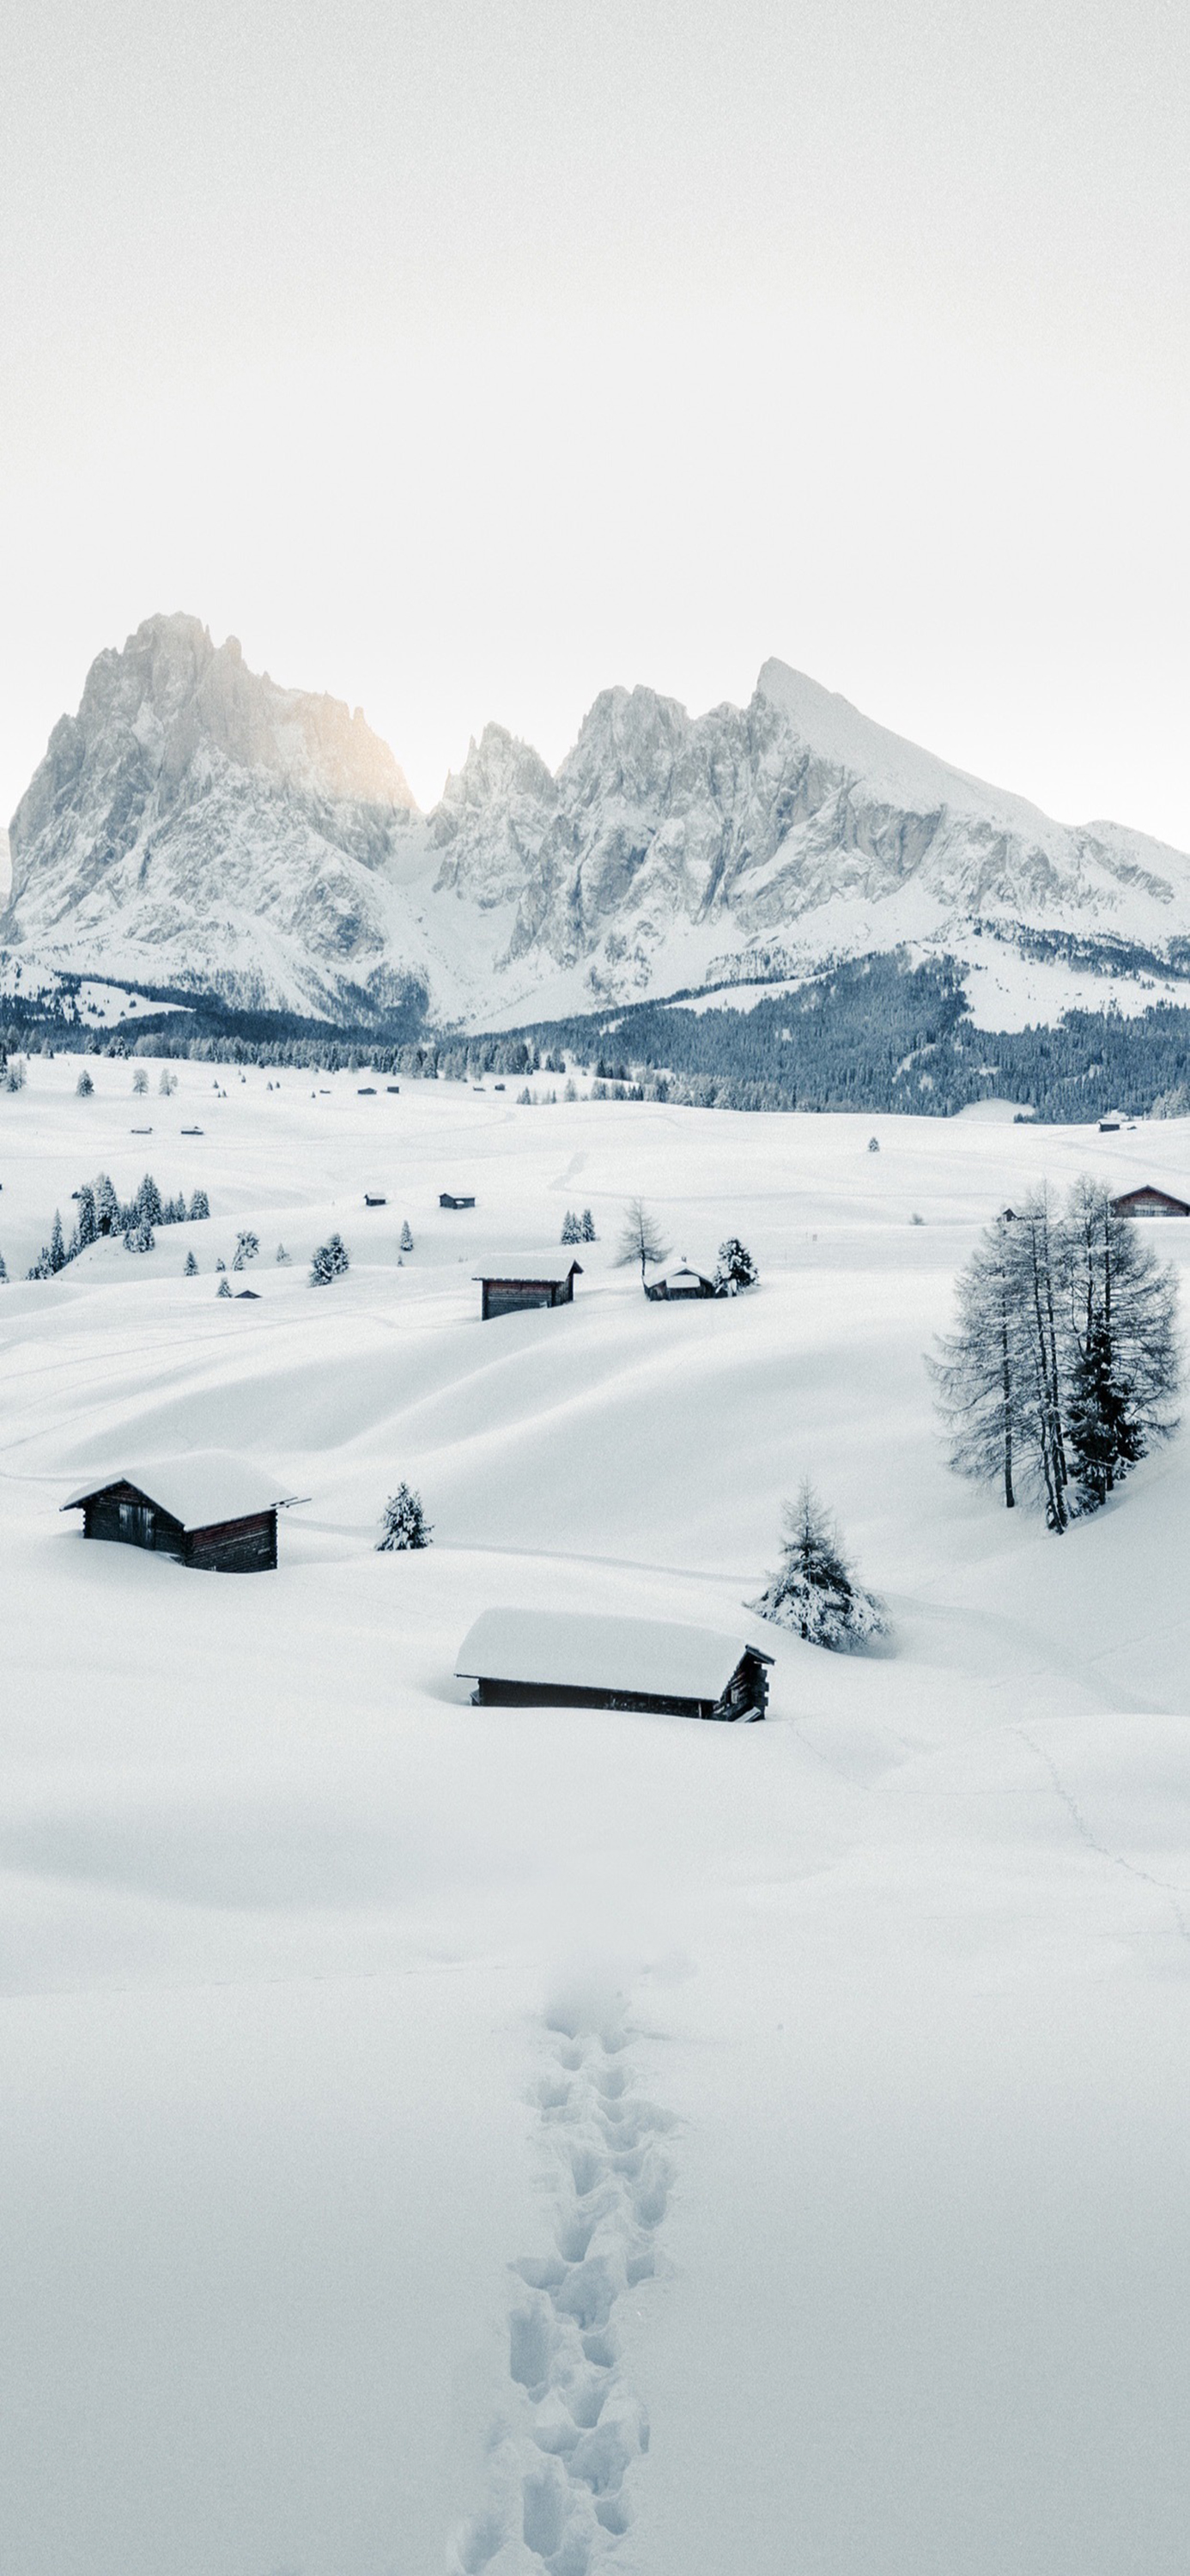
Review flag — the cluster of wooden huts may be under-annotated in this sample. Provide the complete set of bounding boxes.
[60,1455,772,1719]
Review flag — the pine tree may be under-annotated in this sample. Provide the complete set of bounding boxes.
[76,1068,94,1097]
[184,1249,198,1276]
[0,1252,7,1282]
[216,1255,227,1272]
[95,1174,119,1235]
[131,1066,149,1095]
[580,1209,598,1242]
[715,1236,758,1293]
[561,1210,580,1244]
[74,1184,97,1249]
[124,1218,155,1254]
[217,1275,233,1297]
[1066,1317,1142,1512]
[4,1057,27,1092]
[235,1230,259,1263]
[868,1135,880,1152]
[930,1211,1026,1510]
[48,1211,66,1273]
[189,1189,210,1221]
[159,1068,177,1095]
[376,1483,432,1550]
[310,1232,349,1285]
[614,1197,671,1288]
[137,1173,162,1224]
[399,1220,414,1253]
[276,1243,290,1263]
[749,1481,886,1650]
[1061,1174,1178,1510]
[563,1078,578,1102]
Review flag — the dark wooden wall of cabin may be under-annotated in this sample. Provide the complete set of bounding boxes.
[183,1511,276,1572]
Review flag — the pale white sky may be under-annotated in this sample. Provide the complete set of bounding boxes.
[3,0,1188,839]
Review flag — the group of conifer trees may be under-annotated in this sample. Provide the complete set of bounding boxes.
[22,1172,209,1277]
[931,1178,1181,1528]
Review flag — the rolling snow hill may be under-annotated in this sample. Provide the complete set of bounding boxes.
[4,1063,1190,2573]
[5,616,1190,1032]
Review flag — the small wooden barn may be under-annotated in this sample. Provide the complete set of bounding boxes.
[1110,1185,1190,1218]
[645,1263,716,1302]
[476,1261,581,1321]
[440,1192,476,1210]
[62,1452,296,1572]
[456,1607,774,1722]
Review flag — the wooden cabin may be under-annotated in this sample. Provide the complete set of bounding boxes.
[440,1192,476,1210]
[645,1263,716,1302]
[476,1261,581,1321]
[62,1452,295,1573]
[456,1607,774,1722]
[1110,1185,1190,1218]
[364,1193,387,1206]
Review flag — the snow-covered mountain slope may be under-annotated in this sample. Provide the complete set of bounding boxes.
[7,615,1190,1030]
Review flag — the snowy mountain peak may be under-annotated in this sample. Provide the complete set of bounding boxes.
[6,620,1190,1033]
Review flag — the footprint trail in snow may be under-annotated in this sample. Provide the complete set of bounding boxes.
[449,2001,676,2574]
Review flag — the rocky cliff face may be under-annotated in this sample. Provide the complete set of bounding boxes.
[6,616,1190,1029]
[3,615,424,1016]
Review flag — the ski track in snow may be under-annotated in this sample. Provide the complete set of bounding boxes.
[1016,1726,1190,1950]
[449,2003,675,2576]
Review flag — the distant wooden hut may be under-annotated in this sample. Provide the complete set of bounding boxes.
[62,1452,297,1572]
[645,1263,716,1302]
[1110,1185,1190,1218]
[456,1608,774,1721]
[440,1192,476,1210]
[476,1261,581,1321]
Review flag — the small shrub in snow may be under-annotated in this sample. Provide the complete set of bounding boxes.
[4,1058,27,1092]
[76,1069,94,1097]
[376,1484,432,1550]
[868,1135,880,1152]
[217,1276,233,1297]
[910,1212,925,1226]
[399,1220,414,1253]
[310,1232,349,1286]
[749,1481,887,1652]
[184,1249,198,1275]
[715,1237,758,1293]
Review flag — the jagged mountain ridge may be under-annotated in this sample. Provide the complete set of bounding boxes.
[5,612,1190,1030]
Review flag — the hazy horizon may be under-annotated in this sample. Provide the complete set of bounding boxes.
[3,0,1187,842]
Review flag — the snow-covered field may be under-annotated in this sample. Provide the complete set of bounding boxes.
[4,1062,1190,2576]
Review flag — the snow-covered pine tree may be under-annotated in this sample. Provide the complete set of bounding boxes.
[95,1174,119,1235]
[76,1068,94,1097]
[189,1189,210,1221]
[868,1136,880,1151]
[4,1057,27,1091]
[184,1249,198,1275]
[217,1276,233,1297]
[399,1220,414,1253]
[216,1255,227,1272]
[159,1068,177,1095]
[580,1209,598,1241]
[235,1230,259,1263]
[276,1243,290,1263]
[137,1173,163,1224]
[0,1252,7,1282]
[376,1483,432,1550]
[74,1183,97,1248]
[748,1480,886,1650]
[124,1218,155,1254]
[517,1087,532,1105]
[561,1210,580,1244]
[1061,1174,1179,1512]
[309,1232,349,1285]
[715,1237,758,1293]
[47,1211,66,1273]
[563,1078,578,1102]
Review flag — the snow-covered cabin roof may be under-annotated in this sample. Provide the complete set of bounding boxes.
[456,1608,772,1698]
[655,1265,713,1288]
[62,1450,296,1532]
[472,1262,582,1284]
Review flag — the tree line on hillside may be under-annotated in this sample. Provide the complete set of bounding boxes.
[931,1179,1181,1528]
[15,1172,209,1279]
